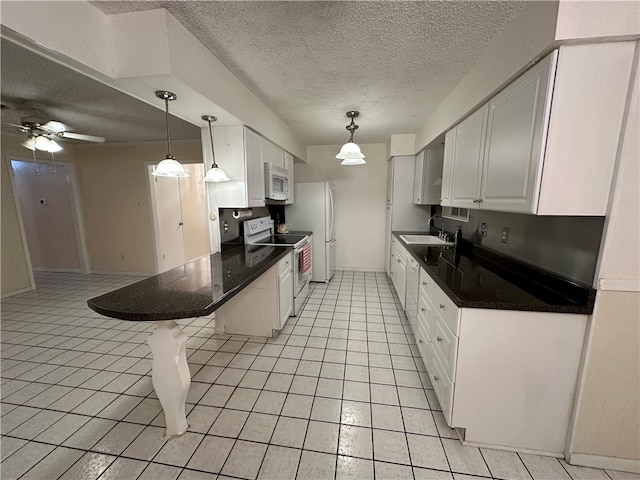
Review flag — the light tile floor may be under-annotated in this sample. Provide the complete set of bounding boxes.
[1,270,638,480]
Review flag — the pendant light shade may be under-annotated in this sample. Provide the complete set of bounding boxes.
[153,156,191,177]
[335,111,366,165]
[151,91,189,178]
[202,115,230,182]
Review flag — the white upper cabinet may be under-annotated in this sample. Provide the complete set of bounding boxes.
[213,126,265,208]
[414,148,444,205]
[441,42,635,215]
[440,129,456,206]
[480,53,555,213]
[284,152,294,204]
[449,104,489,209]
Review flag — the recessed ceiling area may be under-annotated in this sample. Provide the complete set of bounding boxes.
[0,39,201,145]
[91,0,526,145]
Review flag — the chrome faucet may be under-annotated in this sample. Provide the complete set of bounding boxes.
[428,215,443,236]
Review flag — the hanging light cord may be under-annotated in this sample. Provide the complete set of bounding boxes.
[205,116,219,168]
[32,148,39,175]
[163,96,174,159]
[346,114,358,143]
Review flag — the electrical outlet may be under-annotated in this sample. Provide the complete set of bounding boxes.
[479,223,488,237]
[501,227,510,244]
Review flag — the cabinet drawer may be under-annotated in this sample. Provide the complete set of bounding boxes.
[433,286,460,336]
[428,343,454,424]
[278,253,293,275]
[431,313,459,382]
[419,268,435,302]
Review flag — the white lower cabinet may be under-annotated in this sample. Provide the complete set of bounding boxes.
[216,253,293,337]
[389,238,407,310]
[405,256,420,331]
[411,264,588,455]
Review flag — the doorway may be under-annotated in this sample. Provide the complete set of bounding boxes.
[9,158,89,273]
[148,163,210,273]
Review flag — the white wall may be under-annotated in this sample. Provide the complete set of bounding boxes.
[1,133,79,296]
[568,41,640,471]
[294,144,388,271]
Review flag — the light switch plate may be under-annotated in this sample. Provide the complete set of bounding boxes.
[479,223,488,237]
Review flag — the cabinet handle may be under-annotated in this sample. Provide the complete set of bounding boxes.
[436,336,443,343]
[418,339,424,344]
[433,375,439,382]
[422,281,427,285]
[439,304,445,309]
[397,259,401,263]
[420,307,425,312]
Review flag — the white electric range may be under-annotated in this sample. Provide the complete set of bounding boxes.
[243,216,311,315]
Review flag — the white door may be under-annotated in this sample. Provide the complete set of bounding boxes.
[152,173,185,272]
[326,239,336,281]
[10,159,86,272]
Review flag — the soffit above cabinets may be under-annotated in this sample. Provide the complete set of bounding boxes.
[90,0,526,145]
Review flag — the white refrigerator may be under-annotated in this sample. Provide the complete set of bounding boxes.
[285,182,335,282]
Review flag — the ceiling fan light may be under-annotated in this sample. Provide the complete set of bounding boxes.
[43,120,66,133]
[21,136,37,151]
[33,136,63,152]
[204,165,230,182]
[152,157,190,177]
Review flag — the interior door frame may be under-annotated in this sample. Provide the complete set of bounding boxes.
[6,155,91,278]
[146,162,171,274]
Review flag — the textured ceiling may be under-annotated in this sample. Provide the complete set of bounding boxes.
[0,40,200,144]
[92,0,525,145]
[2,1,525,147]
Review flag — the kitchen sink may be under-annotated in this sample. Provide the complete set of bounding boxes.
[399,234,453,246]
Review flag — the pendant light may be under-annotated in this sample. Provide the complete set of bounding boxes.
[202,115,230,182]
[151,91,190,178]
[336,110,366,165]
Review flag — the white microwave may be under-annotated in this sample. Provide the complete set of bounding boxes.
[264,162,289,201]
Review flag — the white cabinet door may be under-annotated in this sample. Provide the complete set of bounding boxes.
[284,152,294,204]
[245,129,265,207]
[441,129,456,206]
[480,53,555,213]
[413,150,425,204]
[450,104,488,209]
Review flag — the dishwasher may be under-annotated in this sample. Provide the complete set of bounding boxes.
[405,256,420,332]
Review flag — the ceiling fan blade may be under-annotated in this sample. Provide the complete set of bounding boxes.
[59,131,106,143]
[41,120,66,133]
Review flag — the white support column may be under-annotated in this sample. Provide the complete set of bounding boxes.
[147,320,190,438]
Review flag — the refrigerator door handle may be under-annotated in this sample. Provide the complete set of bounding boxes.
[328,186,334,240]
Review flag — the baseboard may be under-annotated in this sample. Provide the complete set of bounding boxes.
[89,270,152,276]
[1,285,35,298]
[334,267,386,273]
[33,267,83,273]
[567,452,640,474]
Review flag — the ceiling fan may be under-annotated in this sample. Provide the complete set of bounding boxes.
[7,101,106,152]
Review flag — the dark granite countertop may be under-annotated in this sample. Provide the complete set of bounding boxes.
[393,231,596,314]
[88,245,291,321]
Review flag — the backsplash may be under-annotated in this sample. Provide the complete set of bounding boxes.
[433,207,605,286]
[219,207,270,243]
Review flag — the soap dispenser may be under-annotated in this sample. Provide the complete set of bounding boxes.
[454,226,463,264]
